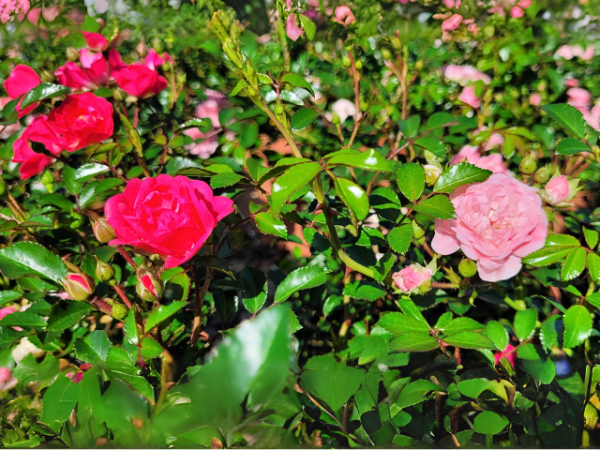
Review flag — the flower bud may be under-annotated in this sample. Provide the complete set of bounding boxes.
[423,164,442,186]
[136,269,164,302]
[392,264,432,294]
[381,48,392,60]
[533,165,550,184]
[342,56,351,67]
[64,273,95,301]
[40,70,55,83]
[66,47,80,62]
[274,102,285,115]
[136,41,148,58]
[113,89,125,101]
[540,175,579,206]
[331,112,341,125]
[458,258,477,278]
[111,302,128,320]
[519,153,537,174]
[354,60,363,70]
[94,256,115,283]
[415,60,424,71]
[91,218,116,244]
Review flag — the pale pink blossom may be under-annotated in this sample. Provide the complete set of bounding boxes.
[184,89,228,159]
[556,45,595,61]
[543,176,569,205]
[392,264,432,293]
[0,0,29,23]
[432,174,548,281]
[0,367,11,383]
[333,6,356,26]
[0,306,16,321]
[586,103,600,132]
[442,0,461,7]
[330,98,356,124]
[567,87,591,111]
[565,78,579,88]
[494,344,516,368]
[442,14,462,32]
[529,93,542,106]
[443,65,491,85]
[286,14,304,41]
[458,86,480,108]
[510,6,524,18]
[184,129,219,159]
[452,145,509,174]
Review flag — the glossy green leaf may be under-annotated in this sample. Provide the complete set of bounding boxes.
[413,195,456,219]
[390,333,439,352]
[144,301,186,332]
[555,137,590,155]
[210,172,246,189]
[486,321,508,351]
[523,234,580,266]
[434,162,492,194]
[141,337,164,359]
[239,266,268,314]
[395,379,439,410]
[40,374,81,433]
[396,163,424,202]
[0,290,21,307]
[75,330,112,366]
[517,343,556,384]
[561,247,586,281]
[387,224,412,254]
[438,317,484,335]
[414,137,446,158]
[21,83,70,108]
[334,177,370,221]
[588,253,600,282]
[274,265,328,303]
[255,212,288,239]
[0,242,68,284]
[0,327,26,350]
[281,73,315,97]
[47,301,93,331]
[271,162,321,214]
[74,163,110,182]
[540,315,561,351]
[514,308,537,341]
[473,411,509,435]
[328,148,392,172]
[584,228,599,250]
[301,354,365,411]
[177,118,212,133]
[0,311,46,330]
[343,280,387,301]
[214,289,238,323]
[299,14,316,40]
[291,108,319,130]
[378,312,430,334]
[563,305,592,349]
[443,332,495,349]
[542,104,586,139]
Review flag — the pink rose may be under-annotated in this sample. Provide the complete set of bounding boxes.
[0,367,11,384]
[3,64,41,117]
[105,175,235,268]
[55,57,109,90]
[392,264,432,293]
[432,174,548,281]
[0,306,16,321]
[333,6,356,26]
[12,116,61,179]
[518,0,532,8]
[555,45,574,60]
[0,0,29,23]
[286,14,304,41]
[451,145,509,175]
[184,89,228,159]
[442,0,461,8]
[441,14,462,32]
[510,6,524,18]
[494,344,516,368]
[567,87,591,110]
[82,31,108,51]
[585,103,600,132]
[458,86,480,108]
[543,175,569,205]
[43,92,114,152]
[184,129,219,159]
[529,93,542,106]
[443,65,491,85]
[109,50,168,98]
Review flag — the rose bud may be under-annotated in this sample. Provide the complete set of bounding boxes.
[533,165,550,184]
[94,256,115,283]
[64,273,95,301]
[66,47,80,62]
[519,153,537,174]
[423,164,442,186]
[111,302,128,320]
[540,175,579,206]
[136,269,164,302]
[458,258,477,278]
[392,264,433,294]
[91,217,116,244]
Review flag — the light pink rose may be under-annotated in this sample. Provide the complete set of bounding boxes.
[196,90,226,128]
[452,145,509,174]
[443,65,491,85]
[475,127,504,151]
[0,0,29,23]
[567,87,591,110]
[494,344,516,368]
[286,14,304,41]
[441,13,462,32]
[392,264,432,293]
[333,5,356,26]
[510,6,524,18]
[0,306,16,321]
[543,176,569,205]
[432,174,548,282]
[581,46,595,61]
[565,78,579,88]
[585,103,600,132]
[330,98,356,123]
[529,93,542,106]
[518,0,532,7]
[184,129,219,159]
[442,0,461,8]
[458,86,480,108]
[0,367,11,383]
[184,90,228,159]
[555,45,574,60]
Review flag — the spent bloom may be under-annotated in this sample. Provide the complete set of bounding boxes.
[432,174,548,281]
[392,264,432,294]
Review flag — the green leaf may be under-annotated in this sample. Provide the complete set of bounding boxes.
[398,298,429,325]
[75,330,112,366]
[434,163,492,194]
[299,14,316,40]
[144,301,186,332]
[396,163,424,202]
[486,321,508,351]
[0,327,26,350]
[414,137,447,158]
[255,212,288,239]
[413,195,456,219]
[13,354,60,390]
[291,108,319,130]
[214,289,238,323]
[396,379,440,410]
[301,354,365,411]
[271,162,321,214]
[46,301,93,331]
[274,265,328,303]
[0,290,21,307]
[281,73,315,97]
[555,138,590,155]
[141,337,164,359]
[473,411,509,435]
[328,149,392,172]
[74,163,110,182]
[561,247,586,281]
[0,242,68,284]
[0,311,46,330]
[588,253,600,282]
[540,315,561,351]
[514,308,537,341]
[387,224,413,254]
[443,332,495,349]
[210,172,246,189]
[584,228,599,250]
[523,234,581,266]
[542,104,586,139]
[343,281,387,301]
[378,312,430,334]
[21,83,70,108]
[239,266,268,314]
[390,333,439,352]
[334,177,370,221]
[518,343,556,384]
[398,116,420,138]
[177,118,212,133]
[563,305,592,349]
[438,317,484,335]
[40,374,81,433]
[105,347,154,401]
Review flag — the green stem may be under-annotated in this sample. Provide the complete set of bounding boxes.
[262,104,302,158]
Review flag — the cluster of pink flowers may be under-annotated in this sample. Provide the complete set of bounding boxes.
[0,0,29,23]
[567,87,600,131]
[555,45,595,61]
[488,0,532,18]
[451,145,509,175]
[443,65,490,109]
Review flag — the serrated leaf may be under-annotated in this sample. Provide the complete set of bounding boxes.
[291,108,319,130]
[343,281,387,301]
[144,301,186,332]
[414,137,446,158]
[399,116,420,138]
[274,266,328,303]
[0,311,46,330]
[0,242,67,284]
[75,330,112,366]
[177,118,212,133]
[563,305,592,349]
[378,312,430,334]
[540,315,561,351]
[388,224,413,254]
[584,229,599,250]
[486,320,508,350]
[413,195,456,219]
[434,163,492,194]
[588,253,600,282]
[523,234,581,266]
[328,149,392,172]
[514,308,537,341]
[542,104,586,139]
[21,83,70,108]
[210,172,246,189]
[255,212,288,239]
[443,331,495,349]
[281,73,315,97]
[74,163,110,182]
[561,247,586,281]
[390,333,439,352]
[439,317,484,335]
[555,138,590,155]
[47,301,93,331]
[271,162,321,214]
[473,411,509,435]
[334,177,370,221]
[396,163,424,202]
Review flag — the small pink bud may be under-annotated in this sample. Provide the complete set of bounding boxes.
[64,273,95,301]
[458,86,480,108]
[529,93,542,106]
[0,367,11,384]
[136,269,164,302]
[392,264,433,294]
[543,175,570,205]
[494,344,516,368]
[441,14,462,32]
[510,6,524,18]
[67,372,84,383]
[92,217,116,244]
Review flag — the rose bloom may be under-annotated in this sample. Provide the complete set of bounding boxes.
[105,175,234,268]
[3,64,41,117]
[392,264,432,293]
[494,344,516,368]
[184,89,228,159]
[451,145,509,175]
[333,6,356,26]
[543,175,569,205]
[286,14,304,41]
[432,174,548,281]
[458,86,480,108]
[441,14,462,32]
[529,93,542,106]
[43,92,114,152]
[443,65,491,86]
[109,49,168,98]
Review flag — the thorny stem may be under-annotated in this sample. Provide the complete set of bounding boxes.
[118,246,138,271]
[113,284,133,309]
[262,103,303,158]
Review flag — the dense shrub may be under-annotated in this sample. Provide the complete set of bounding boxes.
[1,0,600,448]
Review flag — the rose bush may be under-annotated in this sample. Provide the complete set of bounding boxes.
[1,0,600,448]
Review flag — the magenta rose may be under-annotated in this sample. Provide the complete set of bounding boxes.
[105,175,234,268]
[494,344,516,368]
[432,174,548,282]
[3,64,41,117]
[109,49,168,98]
[12,115,62,179]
